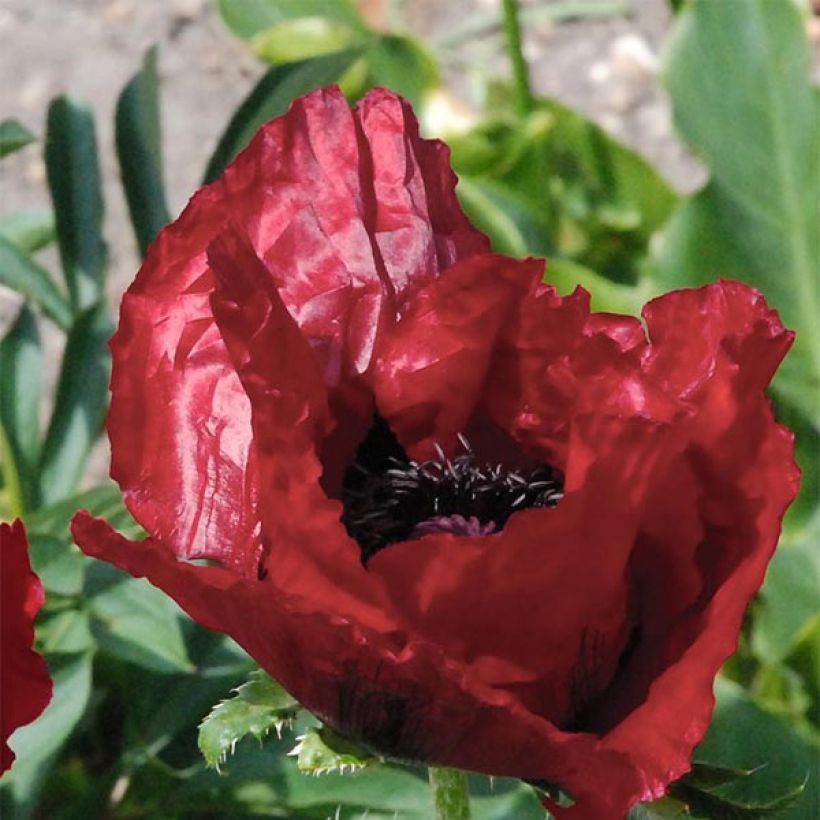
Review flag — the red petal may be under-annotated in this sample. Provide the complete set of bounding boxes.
[1,520,52,773]
[368,254,544,460]
[108,86,486,576]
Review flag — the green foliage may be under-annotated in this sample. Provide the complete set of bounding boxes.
[0,209,55,254]
[0,118,35,157]
[44,96,107,313]
[290,727,375,776]
[115,46,170,258]
[657,0,820,420]
[199,670,300,770]
[202,50,361,184]
[0,235,72,330]
[37,303,110,505]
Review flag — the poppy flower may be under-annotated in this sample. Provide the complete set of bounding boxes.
[2,519,52,774]
[71,87,798,818]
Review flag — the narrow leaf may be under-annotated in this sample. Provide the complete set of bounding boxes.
[199,669,299,769]
[0,209,56,254]
[0,306,42,512]
[217,0,364,41]
[0,236,72,330]
[202,49,361,184]
[38,303,110,505]
[44,96,107,312]
[0,119,35,157]
[115,46,170,258]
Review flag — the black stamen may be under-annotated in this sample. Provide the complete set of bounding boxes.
[341,416,563,562]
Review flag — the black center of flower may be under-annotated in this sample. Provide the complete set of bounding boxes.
[341,416,563,562]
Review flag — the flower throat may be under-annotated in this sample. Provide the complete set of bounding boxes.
[341,416,564,562]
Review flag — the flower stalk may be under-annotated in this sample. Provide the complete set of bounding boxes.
[429,767,471,820]
[501,0,534,116]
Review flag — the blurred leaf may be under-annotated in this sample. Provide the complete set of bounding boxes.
[362,35,440,108]
[199,669,299,769]
[25,482,135,538]
[290,726,375,776]
[0,306,42,513]
[658,0,820,403]
[115,46,170,258]
[86,563,193,674]
[629,797,696,819]
[252,17,362,64]
[29,533,86,597]
[753,522,820,665]
[37,303,110,505]
[0,118,35,157]
[0,652,93,820]
[0,235,72,330]
[202,49,362,184]
[685,677,818,819]
[0,209,55,254]
[217,0,364,40]
[45,96,107,312]
[40,608,94,654]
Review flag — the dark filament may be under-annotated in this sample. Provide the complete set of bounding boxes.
[341,416,563,562]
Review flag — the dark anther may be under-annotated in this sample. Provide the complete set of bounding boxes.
[341,416,563,562]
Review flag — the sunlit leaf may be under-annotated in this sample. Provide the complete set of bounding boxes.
[290,726,375,776]
[217,0,363,41]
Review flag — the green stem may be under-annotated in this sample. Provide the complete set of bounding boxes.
[501,0,534,116]
[429,767,471,820]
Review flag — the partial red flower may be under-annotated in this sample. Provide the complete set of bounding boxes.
[71,87,798,819]
[1,519,52,773]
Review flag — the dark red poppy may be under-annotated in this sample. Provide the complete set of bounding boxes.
[2,519,52,773]
[71,87,798,819]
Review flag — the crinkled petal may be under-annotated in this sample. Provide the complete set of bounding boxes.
[1,520,52,774]
[368,254,544,460]
[109,86,487,576]
[69,511,646,818]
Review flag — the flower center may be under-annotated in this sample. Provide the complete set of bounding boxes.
[341,416,563,562]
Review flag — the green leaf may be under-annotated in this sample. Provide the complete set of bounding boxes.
[363,35,440,108]
[0,306,42,513]
[753,526,820,665]
[0,652,93,820]
[684,677,819,819]
[199,669,300,769]
[0,235,72,330]
[202,49,361,184]
[629,797,695,819]
[86,562,193,674]
[659,0,820,394]
[290,726,375,776]
[0,118,35,157]
[44,96,107,313]
[217,0,363,41]
[115,46,170,258]
[37,303,110,505]
[25,482,137,539]
[28,533,86,597]
[251,17,363,64]
[0,209,56,254]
